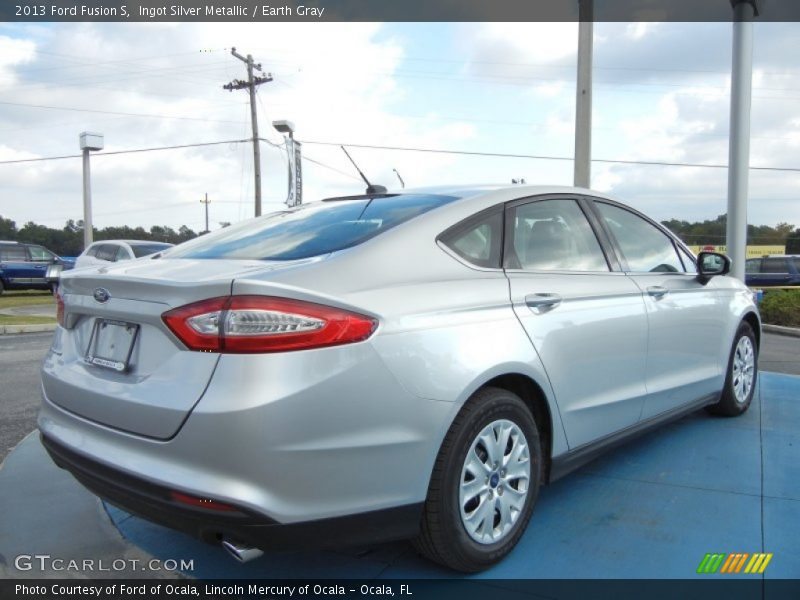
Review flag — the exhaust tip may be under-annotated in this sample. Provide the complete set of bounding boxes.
[221,539,264,563]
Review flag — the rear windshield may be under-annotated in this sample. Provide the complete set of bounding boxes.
[131,243,172,258]
[167,194,457,261]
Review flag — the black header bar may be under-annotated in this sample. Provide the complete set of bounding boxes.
[3,0,800,23]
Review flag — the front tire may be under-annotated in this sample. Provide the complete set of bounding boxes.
[413,387,543,572]
[707,321,758,417]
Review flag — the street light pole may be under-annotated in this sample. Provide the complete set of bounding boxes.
[79,132,103,249]
[574,0,593,189]
[81,149,92,248]
[726,0,760,282]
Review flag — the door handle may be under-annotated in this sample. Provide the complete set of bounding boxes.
[525,293,562,310]
[35,264,46,269]
[647,286,669,298]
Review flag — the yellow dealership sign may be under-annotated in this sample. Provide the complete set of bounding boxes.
[688,245,785,258]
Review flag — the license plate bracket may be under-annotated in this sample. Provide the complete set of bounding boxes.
[85,319,139,373]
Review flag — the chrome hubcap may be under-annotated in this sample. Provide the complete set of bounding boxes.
[732,335,755,404]
[459,419,531,545]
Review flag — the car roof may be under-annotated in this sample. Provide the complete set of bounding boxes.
[90,240,173,246]
[373,184,596,199]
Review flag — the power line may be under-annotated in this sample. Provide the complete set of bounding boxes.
[0,138,250,165]
[298,139,800,173]
[5,136,800,174]
[301,154,363,181]
[0,100,244,124]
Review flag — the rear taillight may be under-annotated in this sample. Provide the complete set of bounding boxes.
[162,296,377,353]
[55,291,65,327]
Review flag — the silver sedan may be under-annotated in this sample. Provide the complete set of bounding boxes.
[39,185,759,572]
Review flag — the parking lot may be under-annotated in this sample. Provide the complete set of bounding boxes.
[0,330,798,582]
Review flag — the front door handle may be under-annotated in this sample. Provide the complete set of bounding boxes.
[525,293,562,310]
[647,285,669,299]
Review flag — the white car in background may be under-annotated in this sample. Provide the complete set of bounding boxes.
[74,240,174,269]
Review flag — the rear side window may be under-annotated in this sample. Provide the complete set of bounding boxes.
[131,243,171,258]
[0,246,27,261]
[168,194,457,261]
[792,257,800,271]
[597,202,685,273]
[762,258,788,274]
[96,244,119,262]
[440,210,503,268]
[506,199,609,272]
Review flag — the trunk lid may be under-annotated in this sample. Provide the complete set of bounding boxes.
[42,258,318,439]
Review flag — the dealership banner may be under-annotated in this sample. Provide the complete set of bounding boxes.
[4,0,800,22]
[688,245,786,258]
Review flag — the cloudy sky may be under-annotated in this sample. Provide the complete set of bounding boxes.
[1,21,799,234]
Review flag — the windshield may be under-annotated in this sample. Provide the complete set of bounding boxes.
[166,194,457,261]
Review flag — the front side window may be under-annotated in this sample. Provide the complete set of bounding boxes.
[440,210,503,268]
[597,202,685,273]
[28,246,55,261]
[115,246,131,261]
[168,194,457,261]
[506,199,609,272]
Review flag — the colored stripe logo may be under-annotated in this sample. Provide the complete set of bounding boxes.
[697,553,773,574]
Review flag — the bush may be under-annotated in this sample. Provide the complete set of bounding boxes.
[759,290,800,327]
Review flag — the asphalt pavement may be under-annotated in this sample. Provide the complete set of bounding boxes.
[760,331,800,376]
[1,330,798,464]
[0,332,51,461]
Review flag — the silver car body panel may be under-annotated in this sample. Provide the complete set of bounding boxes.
[39,184,760,525]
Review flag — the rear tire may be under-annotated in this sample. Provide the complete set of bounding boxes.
[413,387,543,572]
[0,279,4,296]
[706,321,758,417]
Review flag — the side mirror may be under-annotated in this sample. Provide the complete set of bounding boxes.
[45,263,63,284]
[697,251,730,284]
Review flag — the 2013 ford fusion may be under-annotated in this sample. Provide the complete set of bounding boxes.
[39,185,760,572]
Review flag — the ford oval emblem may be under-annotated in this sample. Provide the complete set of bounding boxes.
[93,288,110,303]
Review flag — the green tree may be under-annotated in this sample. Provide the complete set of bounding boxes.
[0,215,18,240]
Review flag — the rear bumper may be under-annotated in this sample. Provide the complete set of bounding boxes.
[41,433,423,550]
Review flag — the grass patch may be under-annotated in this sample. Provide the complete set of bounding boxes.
[0,290,55,310]
[0,315,56,325]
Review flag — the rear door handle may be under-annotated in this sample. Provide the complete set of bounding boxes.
[525,293,562,310]
[647,286,669,298]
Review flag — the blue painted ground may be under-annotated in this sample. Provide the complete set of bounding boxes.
[107,372,800,580]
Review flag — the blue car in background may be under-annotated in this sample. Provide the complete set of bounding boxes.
[745,255,800,287]
[0,241,75,295]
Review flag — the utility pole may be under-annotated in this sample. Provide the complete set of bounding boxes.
[224,47,273,217]
[574,0,593,189]
[200,193,210,233]
[726,0,760,282]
